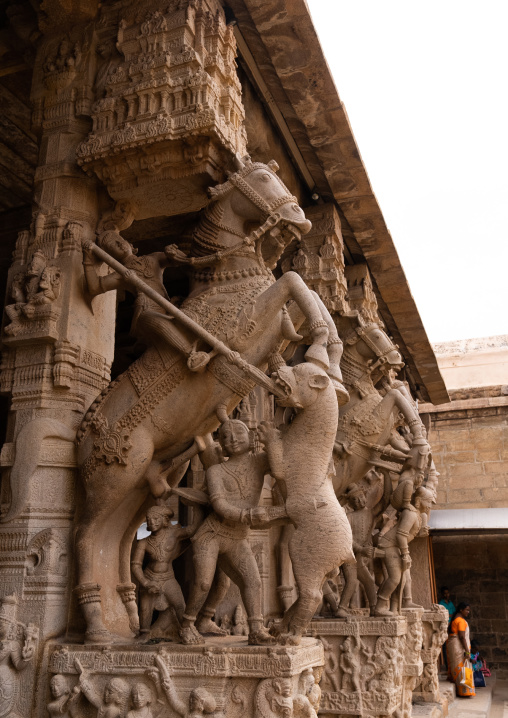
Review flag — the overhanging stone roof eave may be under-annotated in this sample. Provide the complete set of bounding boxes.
[228,0,449,405]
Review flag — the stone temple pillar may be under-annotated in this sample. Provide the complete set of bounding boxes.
[0,9,115,717]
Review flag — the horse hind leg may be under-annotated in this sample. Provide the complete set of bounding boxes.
[74,514,112,644]
[273,555,323,645]
[274,584,323,645]
[143,454,191,500]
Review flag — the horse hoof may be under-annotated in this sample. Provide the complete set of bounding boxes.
[281,315,303,342]
[327,369,350,405]
[180,625,205,645]
[248,628,276,646]
[277,632,301,646]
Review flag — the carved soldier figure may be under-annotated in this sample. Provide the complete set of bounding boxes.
[148,655,217,718]
[320,578,341,617]
[231,604,249,636]
[127,683,155,718]
[374,487,435,615]
[47,675,80,717]
[336,479,388,617]
[76,658,130,718]
[131,503,202,638]
[82,231,207,370]
[339,637,361,692]
[320,636,340,692]
[180,418,276,646]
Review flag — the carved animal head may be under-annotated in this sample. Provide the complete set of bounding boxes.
[273,362,331,409]
[339,313,404,390]
[208,155,311,235]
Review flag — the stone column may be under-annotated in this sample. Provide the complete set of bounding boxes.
[0,11,115,717]
[401,608,424,718]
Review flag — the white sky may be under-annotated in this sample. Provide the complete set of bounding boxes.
[306,1,508,343]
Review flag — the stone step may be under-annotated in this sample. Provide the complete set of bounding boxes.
[447,682,493,718]
[440,678,457,705]
[412,702,446,718]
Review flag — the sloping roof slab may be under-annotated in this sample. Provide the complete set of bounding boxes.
[227,0,449,405]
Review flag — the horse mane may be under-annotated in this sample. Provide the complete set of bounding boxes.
[191,202,225,256]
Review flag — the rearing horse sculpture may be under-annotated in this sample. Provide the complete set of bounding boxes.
[332,313,430,495]
[73,157,348,643]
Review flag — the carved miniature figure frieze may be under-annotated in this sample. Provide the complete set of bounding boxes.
[76,0,248,218]
[310,618,406,717]
[45,641,324,718]
[0,593,38,718]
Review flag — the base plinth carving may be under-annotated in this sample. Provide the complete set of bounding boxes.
[309,615,414,718]
[41,637,324,718]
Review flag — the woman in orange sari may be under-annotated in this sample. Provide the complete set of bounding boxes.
[447,603,475,697]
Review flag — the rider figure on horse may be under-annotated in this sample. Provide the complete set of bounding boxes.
[82,229,209,371]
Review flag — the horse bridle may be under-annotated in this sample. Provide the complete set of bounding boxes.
[344,323,403,380]
[180,167,301,269]
[228,170,298,218]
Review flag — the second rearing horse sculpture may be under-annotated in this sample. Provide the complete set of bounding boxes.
[73,156,349,643]
[333,313,430,496]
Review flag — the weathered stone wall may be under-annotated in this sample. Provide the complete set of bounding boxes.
[433,533,508,678]
[422,389,508,509]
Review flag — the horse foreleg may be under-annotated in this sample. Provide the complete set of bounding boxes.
[251,272,330,368]
[310,290,349,404]
[382,390,425,441]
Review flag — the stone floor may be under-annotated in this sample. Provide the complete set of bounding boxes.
[446,676,508,718]
[412,677,508,718]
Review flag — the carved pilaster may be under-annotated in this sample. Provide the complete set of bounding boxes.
[412,605,448,705]
[310,616,407,718]
[0,17,114,718]
[283,203,349,318]
[401,608,424,718]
